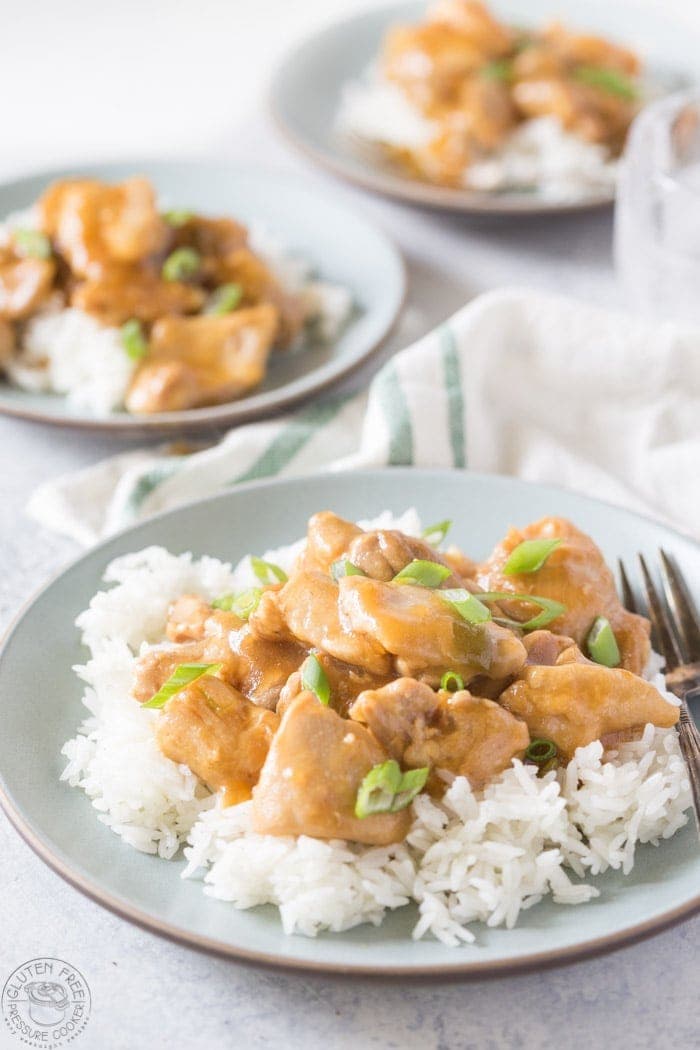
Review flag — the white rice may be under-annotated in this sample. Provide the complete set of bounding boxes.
[2,210,353,416]
[337,75,617,200]
[61,511,691,944]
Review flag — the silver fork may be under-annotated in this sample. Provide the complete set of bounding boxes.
[619,550,700,836]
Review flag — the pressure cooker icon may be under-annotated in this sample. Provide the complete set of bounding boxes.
[24,981,69,1026]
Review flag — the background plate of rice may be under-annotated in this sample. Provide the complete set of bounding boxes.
[270,0,699,216]
[0,161,404,432]
[0,469,698,977]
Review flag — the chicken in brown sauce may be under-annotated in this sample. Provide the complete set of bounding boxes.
[133,511,679,845]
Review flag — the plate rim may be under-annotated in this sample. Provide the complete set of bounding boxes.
[268,1,616,217]
[1,467,699,977]
[0,159,406,433]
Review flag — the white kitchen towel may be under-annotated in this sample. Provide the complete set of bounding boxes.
[28,287,700,546]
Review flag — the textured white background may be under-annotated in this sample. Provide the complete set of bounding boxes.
[0,1,698,1047]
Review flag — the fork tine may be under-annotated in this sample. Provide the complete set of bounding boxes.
[618,559,638,613]
[637,553,684,671]
[659,549,700,662]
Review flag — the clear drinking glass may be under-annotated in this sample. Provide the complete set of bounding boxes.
[615,91,700,324]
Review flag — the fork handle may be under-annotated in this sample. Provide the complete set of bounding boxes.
[677,700,700,836]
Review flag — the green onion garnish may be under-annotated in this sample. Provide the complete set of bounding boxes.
[14,228,52,260]
[120,318,148,361]
[393,559,451,587]
[586,615,621,667]
[421,519,452,546]
[205,282,244,316]
[481,59,513,82]
[143,661,222,709]
[503,538,561,576]
[162,247,201,282]
[478,591,566,631]
[212,588,263,619]
[162,209,194,227]
[440,588,492,624]
[250,556,287,585]
[525,738,558,765]
[573,65,638,101]
[440,670,464,692]
[330,559,366,581]
[301,654,331,706]
[355,760,429,818]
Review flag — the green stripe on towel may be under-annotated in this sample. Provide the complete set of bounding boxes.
[441,325,466,468]
[374,363,414,465]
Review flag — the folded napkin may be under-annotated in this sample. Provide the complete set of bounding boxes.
[28,287,700,546]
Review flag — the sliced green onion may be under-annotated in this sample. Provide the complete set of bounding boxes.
[393,559,451,587]
[525,738,558,765]
[120,318,148,361]
[503,538,561,576]
[143,661,222,709]
[301,654,331,706]
[162,209,194,227]
[573,65,638,101]
[481,59,513,82]
[440,588,492,624]
[421,519,452,546]
[212,587,263,619]
[330,559,366,581]
[162,246,201,282]
[250,556,287,585]
[14,228,52,259]
[586,615,621,667]
[478,592,566,631]
[205,282,244,316]
[440,670,464,692]
[355,760,429,818]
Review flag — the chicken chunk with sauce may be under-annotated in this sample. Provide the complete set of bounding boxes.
[251,692,411,845]
[478,517,651,674]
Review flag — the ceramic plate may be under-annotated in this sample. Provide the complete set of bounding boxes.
[0,162,404,433]
[271,0,698,216]
[0,470,698,977]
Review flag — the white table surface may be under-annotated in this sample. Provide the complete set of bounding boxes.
[0,1,698,1047]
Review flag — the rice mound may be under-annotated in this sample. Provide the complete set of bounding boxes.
[61,512,691,944]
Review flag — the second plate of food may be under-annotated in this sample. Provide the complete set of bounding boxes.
[271,0,698,215]
[0,469,698,976]
[0,162,404,432]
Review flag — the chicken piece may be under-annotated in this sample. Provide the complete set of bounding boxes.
[125,305,278,413]
[0,317,15,365]
[511,45,566,82]
[453,77,516,150]
[338,576,526,681]
[165,594,216,643]
[383,23,485,114]
[0,250,55,320]
[350,677,528,787]
[71,267,204,325]
[172,215,248,267]
[278,651,393,719]
[156,675,279,804]
[512,78,634,150]
[346,528,459,583]
[39,177,169,276]
[131,610,241,703]
[442,544,478,581]
[228,625,306,710]
[499,663,679,758]
[478,517,651,675]
[250,571,393,676]
[213,248,305,349]
[297,511,363,574]
[523,630,586,666]
[542,22,640,76]
[428,0,515,56]
[414,124,474,186]
[251,692,411,844]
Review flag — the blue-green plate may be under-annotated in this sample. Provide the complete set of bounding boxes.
[271,0,699,216]
[0,162,404,433]
[0,470,698,976]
